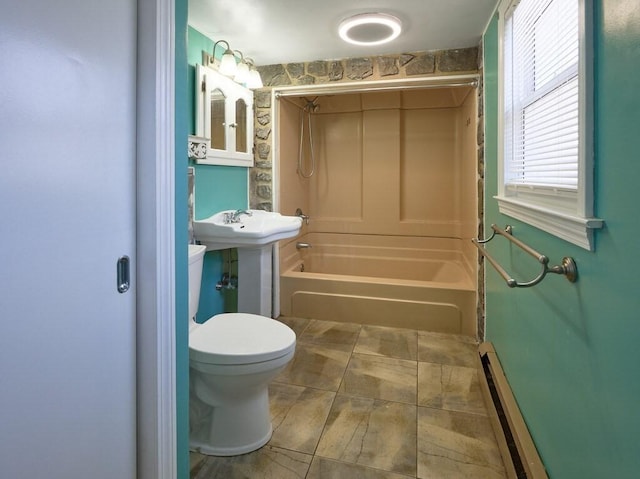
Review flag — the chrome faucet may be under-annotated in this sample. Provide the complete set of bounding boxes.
[223,209,253,224]
[234,209,252,219]
[295,208,310,225]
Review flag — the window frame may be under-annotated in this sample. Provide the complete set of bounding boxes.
[496,0,603,250]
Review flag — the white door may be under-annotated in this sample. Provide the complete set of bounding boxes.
[0,1,137,477]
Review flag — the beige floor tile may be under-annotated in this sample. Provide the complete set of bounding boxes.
[418,362,487,415]
[299,319,362,347]
[417,331,478,368]
[192,445,312,479]
[316,395,417,476]
[276,316,311,337]
[417,407,506,479]
[275,342,351,391]
[269,382,336,454]
[190,319,506,479]
[189,452,207,477]
[417,330,477,344]
[339,353,417,404]
[307,456,415,479]
[354,325,418,360]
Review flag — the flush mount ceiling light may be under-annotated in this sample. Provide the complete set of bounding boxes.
[338,13,402,46]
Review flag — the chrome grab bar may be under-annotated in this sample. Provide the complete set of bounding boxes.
[472,224,578,288]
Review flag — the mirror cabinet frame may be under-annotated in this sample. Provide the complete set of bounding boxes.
[195,64,254,167]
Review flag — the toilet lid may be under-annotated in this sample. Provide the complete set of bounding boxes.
[189,313,296,365]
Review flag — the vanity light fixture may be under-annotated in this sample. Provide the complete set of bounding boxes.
[208,41,264,89]
[233,51,250,84]
[338,12,402,46]
[212,39,237,76]
[245,58,264,89]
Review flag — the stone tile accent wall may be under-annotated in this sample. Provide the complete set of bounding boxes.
[476,44,486,340]
[249,46,485,335]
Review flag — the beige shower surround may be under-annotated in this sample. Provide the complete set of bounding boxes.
[278,89,477,238]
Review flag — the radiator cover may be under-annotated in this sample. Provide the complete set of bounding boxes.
[477,342,549,479]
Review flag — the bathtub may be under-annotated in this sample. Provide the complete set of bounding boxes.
[279,233,477,336]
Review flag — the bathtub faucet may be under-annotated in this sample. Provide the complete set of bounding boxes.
[295,208,310,225]
[296,242,312,250]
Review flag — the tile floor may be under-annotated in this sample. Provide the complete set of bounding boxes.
[190,317,507,479]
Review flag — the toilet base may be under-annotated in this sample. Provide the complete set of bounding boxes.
[190,425,272,457]
[189,374,278,456]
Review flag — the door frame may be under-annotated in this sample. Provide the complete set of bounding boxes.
[137,0,177,477]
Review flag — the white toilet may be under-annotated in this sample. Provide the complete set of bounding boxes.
[187,244,296,456]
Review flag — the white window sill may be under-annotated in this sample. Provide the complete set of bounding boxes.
[495,195,604,251]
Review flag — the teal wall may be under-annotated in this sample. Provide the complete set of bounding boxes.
[175,24,247,477]
[175,0,189,477]
[483,2,640,478]
[188,26,248,320]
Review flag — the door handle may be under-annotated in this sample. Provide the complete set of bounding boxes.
[117,255,130,293]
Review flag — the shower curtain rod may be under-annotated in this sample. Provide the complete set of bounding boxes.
[274,76,478,100]
[277,96,311,111]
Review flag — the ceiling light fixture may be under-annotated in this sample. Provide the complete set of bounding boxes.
[338,13,402,46]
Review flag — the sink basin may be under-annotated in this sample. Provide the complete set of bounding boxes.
[194,209,303,250]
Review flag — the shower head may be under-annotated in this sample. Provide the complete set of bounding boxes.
[303,97,319,113]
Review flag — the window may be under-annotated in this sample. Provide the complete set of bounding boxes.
[497,0,602,250]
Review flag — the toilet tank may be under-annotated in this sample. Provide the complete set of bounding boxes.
[188,244,207,321]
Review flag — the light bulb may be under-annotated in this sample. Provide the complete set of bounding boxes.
[219,50,237,76]
[234,61,250,83]
[246,69,263,89]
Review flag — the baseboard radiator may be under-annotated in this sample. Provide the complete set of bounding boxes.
[477,342,549,479]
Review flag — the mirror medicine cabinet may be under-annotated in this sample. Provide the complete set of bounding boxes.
[195,64,254,167]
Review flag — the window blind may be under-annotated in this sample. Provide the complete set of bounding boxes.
[504,0,580,189]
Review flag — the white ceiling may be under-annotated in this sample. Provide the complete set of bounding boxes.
[188,0,499,66]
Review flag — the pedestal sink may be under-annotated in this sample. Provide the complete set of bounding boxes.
[193,210,302,316]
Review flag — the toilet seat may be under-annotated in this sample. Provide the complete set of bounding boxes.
[189,313,296,365]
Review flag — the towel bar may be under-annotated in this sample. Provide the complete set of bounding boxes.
[472,224,577,288]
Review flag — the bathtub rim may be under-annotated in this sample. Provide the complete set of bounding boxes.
[281,265,475,292]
